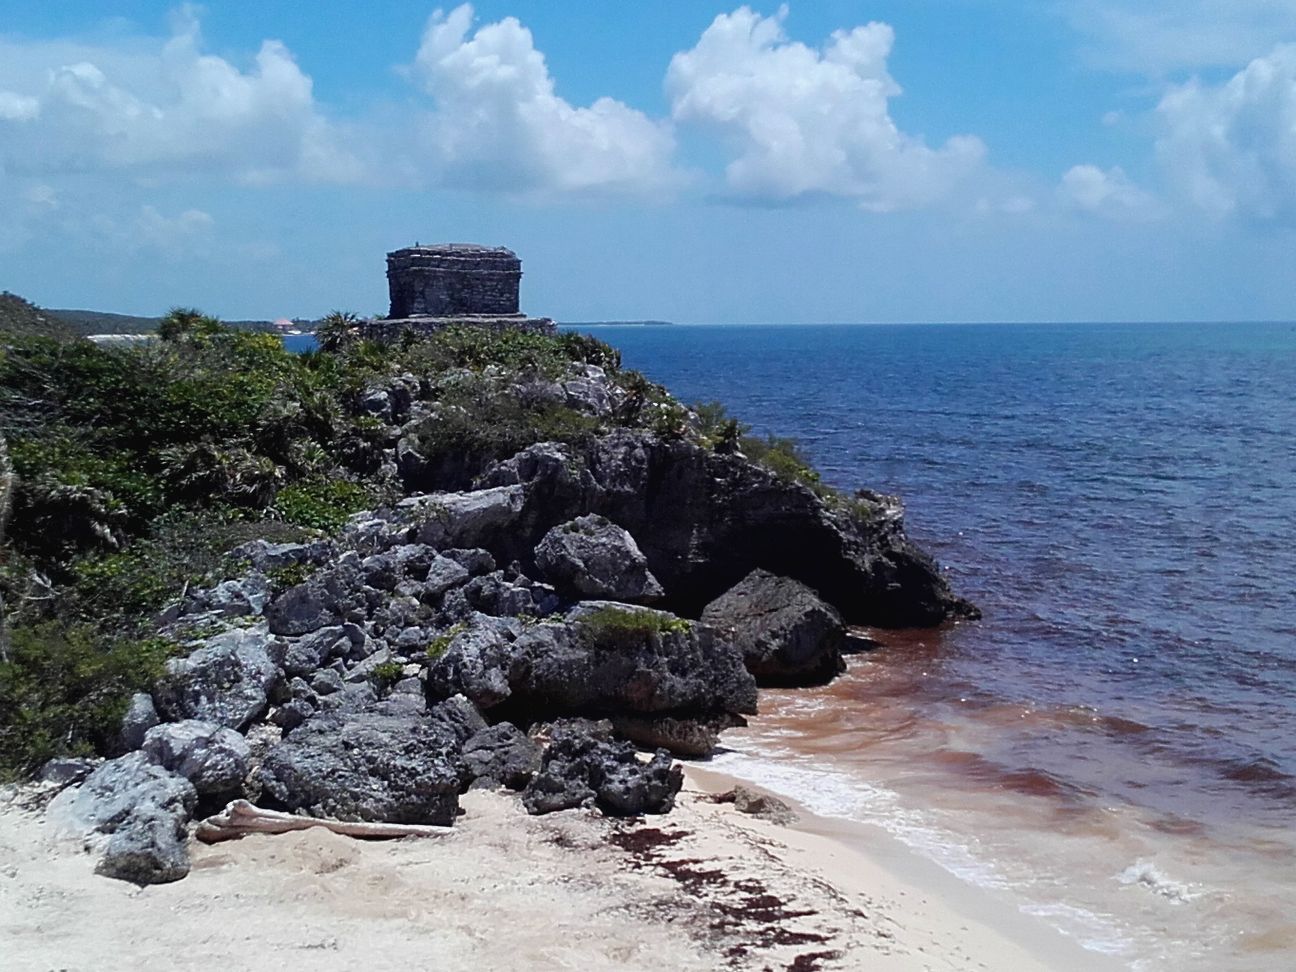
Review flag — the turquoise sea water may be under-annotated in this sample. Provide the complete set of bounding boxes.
[567,321,1296,970]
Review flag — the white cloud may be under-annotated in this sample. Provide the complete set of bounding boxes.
[1066,0,1296,75]
[0,9,359,185]
[664,5,985,210]
[1059,164,1159,218]
[407,4,676,194]
[1156,45,1296,219]
[0,90,40,121]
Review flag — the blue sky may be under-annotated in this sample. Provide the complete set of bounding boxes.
[2,1,1296,322]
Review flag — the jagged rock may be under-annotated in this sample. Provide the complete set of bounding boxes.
[701,569,846,686]
[119,692,159,751]
[534,514,663,603]
[37,757,99,786]
[265,553,366,636]
[50,752,197,885]
[229,539,335,572]
[360,543,441,591]
[153,626,282,731]
[462,723,541,790]
[141,720,250,797]
[424,554,472,596]
[522,723,681,816]
[344,647,395,683]
[258,701,463,825]
[480,430,975,627]
[562,374,613,417]
[425,603,756,748]
[96,806,191,885]
[404,485,527,550]
[185,573,271,618]
[281,625,356,678]
[428,694,489,745]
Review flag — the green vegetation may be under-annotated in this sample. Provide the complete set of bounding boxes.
[0,625,179,779]
[368,659,407,693]
[426,622,467,660]
[0,292,844,777]
[578,605,691,650]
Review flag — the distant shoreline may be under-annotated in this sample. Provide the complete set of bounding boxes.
[559,320,674,327]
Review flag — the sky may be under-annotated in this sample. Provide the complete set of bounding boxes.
[2,1,1296,323]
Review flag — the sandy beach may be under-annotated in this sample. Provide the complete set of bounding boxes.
[0,766,1099,972]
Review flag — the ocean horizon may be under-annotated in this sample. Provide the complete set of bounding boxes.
[555,320,1296,970]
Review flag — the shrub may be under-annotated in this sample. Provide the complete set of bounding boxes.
[369,660,406,692]
[426,622,467,660]
[273,479,375,532]
[578,606,690,650]
[741,434,822,489]
[0,623,180,779]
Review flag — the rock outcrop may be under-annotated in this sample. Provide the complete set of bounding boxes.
[153,626,282,731]
[258,700,464,826]
[701,569,846,686]
[522,721,682,816]
[534,514,663,603]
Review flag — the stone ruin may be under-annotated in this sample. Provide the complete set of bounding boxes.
[362,243,555,341]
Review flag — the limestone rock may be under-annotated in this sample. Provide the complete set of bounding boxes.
[425,603,757,750]
[118,691,159,751]
[701,569,847,686]
[258,702,463,825]
[51,752,197,885]
[462,723,541,790]
[534,514,663,603]
[153,626,282,731]
[141,720,251,797]
[522,722,681,816]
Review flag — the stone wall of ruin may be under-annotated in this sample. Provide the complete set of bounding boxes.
[386,247,521,319]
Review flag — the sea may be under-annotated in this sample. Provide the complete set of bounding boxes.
[290,321,1295,968]
[567,322,1296,971]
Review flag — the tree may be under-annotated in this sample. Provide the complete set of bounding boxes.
[158,307,223,342]
[315,310,360,352]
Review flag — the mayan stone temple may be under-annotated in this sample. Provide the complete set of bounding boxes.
[362,243,555,341]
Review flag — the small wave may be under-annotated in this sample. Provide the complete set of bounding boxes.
[1117,860,1203,903]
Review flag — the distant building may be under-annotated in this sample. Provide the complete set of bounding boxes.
[362,242,554,341]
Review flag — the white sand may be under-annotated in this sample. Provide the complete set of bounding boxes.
[0,771,1081,971]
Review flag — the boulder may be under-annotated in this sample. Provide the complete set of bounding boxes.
[258,702,463,825]
[229,539,335,572]
[265,554,367,636]
[37,757,99,787]
[141,720,251,797]
[482,430,976,627]
[461,723,541,790]
[50,752,197,885]
[96,806,191,885]
[701,569,847,686]
[404,485,527,551]
[153,626,282,731]
[534,514,663,603]
[428,694,489,745]
[425,603,757,752]
[118,692,159,751]
[522,722,681,816]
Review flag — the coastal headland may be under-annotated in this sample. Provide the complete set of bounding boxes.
[0,266,1006,969]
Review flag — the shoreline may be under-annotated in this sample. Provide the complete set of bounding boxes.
[2,765,1106,971]
[684,764,1121,971]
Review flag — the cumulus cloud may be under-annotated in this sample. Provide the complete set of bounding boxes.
[1066,0,1296,75]
[407,4,676,194]
[0,8,359,185]
[664,5,985,210]
[1156,44,1296,220]
[1059,164,1159,218]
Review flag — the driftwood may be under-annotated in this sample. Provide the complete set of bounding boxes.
[195,800,453,844]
